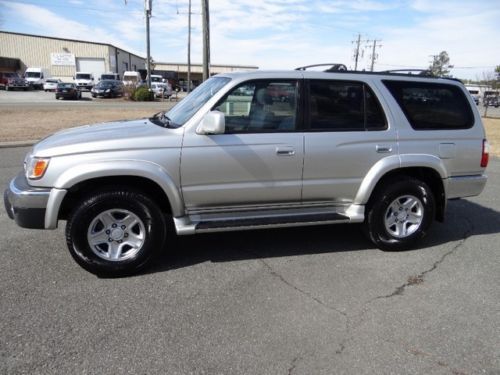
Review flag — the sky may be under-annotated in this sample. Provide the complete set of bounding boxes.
[0,0,499,80]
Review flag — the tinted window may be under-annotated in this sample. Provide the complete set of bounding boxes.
[383,80,473,130]
[308,80,386,131]
[214,80,298,133]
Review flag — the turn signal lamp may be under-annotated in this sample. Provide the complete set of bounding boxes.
[27,157,50,179]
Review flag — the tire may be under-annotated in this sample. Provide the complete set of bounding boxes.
[363,178,435,251]
[66,188,167,276]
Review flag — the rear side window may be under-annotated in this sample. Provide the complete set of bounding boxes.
[308,80,386,131]
[383,80,474,130]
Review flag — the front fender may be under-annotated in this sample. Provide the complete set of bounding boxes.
[53,160,184,217]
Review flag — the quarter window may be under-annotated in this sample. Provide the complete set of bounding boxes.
[215,80,299,133]
[383,80,474,130]
[308,80,386,131]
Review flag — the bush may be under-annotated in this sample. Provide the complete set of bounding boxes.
[133,86,154,101]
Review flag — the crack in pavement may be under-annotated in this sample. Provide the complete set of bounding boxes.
[373,217,474,300]
[334,217,475,357]
[287,354,301,375]
[258,259,350,359]
[259,258,348,319]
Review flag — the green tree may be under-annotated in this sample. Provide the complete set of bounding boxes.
[429,51,453,77]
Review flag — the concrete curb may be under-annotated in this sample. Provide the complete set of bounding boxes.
[0,140,38,148]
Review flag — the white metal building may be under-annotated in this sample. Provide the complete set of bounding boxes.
[0,31,146,81]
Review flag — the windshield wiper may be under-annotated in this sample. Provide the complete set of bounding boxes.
[149,111,178,128]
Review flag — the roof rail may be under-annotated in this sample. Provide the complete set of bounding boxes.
[295,63,348,71]
[381,69,434,77]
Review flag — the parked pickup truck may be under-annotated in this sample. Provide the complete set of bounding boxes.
[4,65,489,276]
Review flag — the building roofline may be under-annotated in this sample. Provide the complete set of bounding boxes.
[155,62,259,69]
[0,30,145,60]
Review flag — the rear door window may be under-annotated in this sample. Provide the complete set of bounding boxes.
[307,80,387,131]
[383,80,474,130]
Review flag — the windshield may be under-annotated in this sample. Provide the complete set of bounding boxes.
[26,72,41,78]
[165,77,231,126]
[76,74,91,80]
[124,76,138,82]
[97,80,115,88]
[101,75,115,80]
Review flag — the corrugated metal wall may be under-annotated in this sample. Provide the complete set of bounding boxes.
[0,32,146,81]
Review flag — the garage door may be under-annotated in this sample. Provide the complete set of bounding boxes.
[76,58,106,79]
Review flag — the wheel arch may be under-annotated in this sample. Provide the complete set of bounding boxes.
[58,175,177,222]
[53,160,184,223]
[363,167,446,222]
[355,155,447,222]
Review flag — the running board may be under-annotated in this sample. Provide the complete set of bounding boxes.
[173,212,352,235]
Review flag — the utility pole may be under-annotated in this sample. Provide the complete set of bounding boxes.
[187,0,192,92]
[351,33,363,71]
[201,0,210,81]
[145,0,152,88]
[177,1,198,92]
[367,39,382,72]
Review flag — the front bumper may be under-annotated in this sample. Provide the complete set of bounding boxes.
[4,173,51,229]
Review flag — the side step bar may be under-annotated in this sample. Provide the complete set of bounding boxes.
[197,212,348,230]
[174,212,351,235]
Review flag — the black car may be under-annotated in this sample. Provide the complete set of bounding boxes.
[484,96,499,108]
[55,83,81,100]
[91,80,124,98]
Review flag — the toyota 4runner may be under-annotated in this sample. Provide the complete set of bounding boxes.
[4,64,489,276]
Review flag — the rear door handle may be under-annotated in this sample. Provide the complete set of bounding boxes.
[276,147,295,156]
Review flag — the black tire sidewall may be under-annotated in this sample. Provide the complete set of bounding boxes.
[367,179,435,251]
[66,190,166,276]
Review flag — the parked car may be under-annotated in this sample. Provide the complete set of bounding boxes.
[484,95,499,108]
[55,82,81,100]
[91,79,124,98]
[151,82,172,98]
[0,72,30,91]
[4,64,489,276]
[43,79,62,92]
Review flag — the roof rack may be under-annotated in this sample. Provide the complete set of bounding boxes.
[381,69,435,77]
[293,63,462,83]
[295,63,348,71]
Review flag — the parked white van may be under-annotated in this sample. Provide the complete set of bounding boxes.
[100,72,120,81]
[25,67,50,89]
[74,72,95,91]
[123,71,142,87]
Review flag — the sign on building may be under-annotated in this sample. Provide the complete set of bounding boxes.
[51,53,76,66]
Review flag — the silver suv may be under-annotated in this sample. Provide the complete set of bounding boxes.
[4,65,489,276]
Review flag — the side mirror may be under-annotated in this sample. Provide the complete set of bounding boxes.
[196,111,225,135]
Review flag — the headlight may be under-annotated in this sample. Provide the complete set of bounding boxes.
[105,89,111,93]
[26,156,50,179]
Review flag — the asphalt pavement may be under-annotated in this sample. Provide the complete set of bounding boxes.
[0,147,499,375]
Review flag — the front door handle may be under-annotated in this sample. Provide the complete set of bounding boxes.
[376,145,392,153]
[276,147,295,156]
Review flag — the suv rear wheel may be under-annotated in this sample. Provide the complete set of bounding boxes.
[364,178,435,251]
[65,188,166,276]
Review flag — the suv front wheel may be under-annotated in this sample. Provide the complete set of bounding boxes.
[364,178,435,251]
[65,188,166,276]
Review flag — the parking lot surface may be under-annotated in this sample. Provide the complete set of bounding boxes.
[1,146,499,374]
